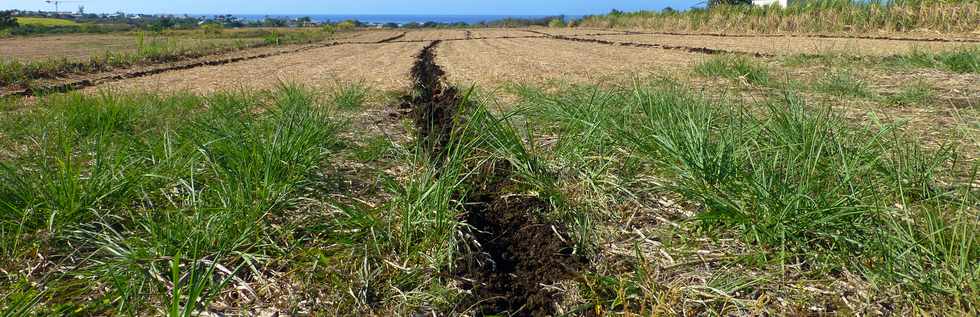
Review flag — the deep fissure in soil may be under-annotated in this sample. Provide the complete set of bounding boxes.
[402,40,584,316]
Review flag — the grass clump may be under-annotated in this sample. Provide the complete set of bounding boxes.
[515,82,977,313]
[0,85,343,314]
[885,47,980,74]
[695,55,770,86]
[332,82,371,110]
[886,81,935,106]
[814,68,873,98]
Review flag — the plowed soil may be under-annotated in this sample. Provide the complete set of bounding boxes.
[400,29,469,41]
[573,33,978,56]
[88,42,425,94]
[343,30,408,43]
[436,37,701,88]
[0,34,265,62]
[529,27,628,36]
[467,28,547,39]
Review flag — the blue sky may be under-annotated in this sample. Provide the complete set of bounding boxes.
[1,0,701,15]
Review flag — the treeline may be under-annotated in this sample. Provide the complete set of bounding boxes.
[577,0,980,34]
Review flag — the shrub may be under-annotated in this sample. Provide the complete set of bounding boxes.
[0,11,18,29]
[695,55,770,85]
[548,18,566,28]
[335,20,357,31]
[200,22,223,36]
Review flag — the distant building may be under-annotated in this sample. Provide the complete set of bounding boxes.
[753,0,788,7]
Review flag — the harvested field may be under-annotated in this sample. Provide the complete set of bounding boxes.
[437,37,700,88]
[529,27,629,36]
[90,42,424,94]
[0,34,264,62]
[573,33,979,56]
[399,29,469,41]
[466,28,546,39]
[3,20,979,317]
[343,29,408,43]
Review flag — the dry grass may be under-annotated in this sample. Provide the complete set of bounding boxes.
[89,42,424,94]
[0,34,264,62]
[575,33,979,56]
[437,37,701,89]
[399,29,469,41]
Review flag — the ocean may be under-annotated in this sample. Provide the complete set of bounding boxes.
[203,14,581,25]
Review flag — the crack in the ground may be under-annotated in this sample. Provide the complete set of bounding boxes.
[400,40,585,317]
[524,29,776,57]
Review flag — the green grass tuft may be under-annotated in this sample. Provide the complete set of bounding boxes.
[695,55,770,86]
[814,68,874,98]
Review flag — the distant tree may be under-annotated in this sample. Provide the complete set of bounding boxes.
[662,6,677,13]
[335,20,357,30]
[297,16,312,23]
[421,21,439,28]
[548,18,566,28]
[610,9,625,16]
[262,17,288,27]
[201,22,223,36]
[382,22,399,29]
[0,11,19,29]
[403,22,421,28]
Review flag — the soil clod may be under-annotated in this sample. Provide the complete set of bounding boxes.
[399,40,585,316]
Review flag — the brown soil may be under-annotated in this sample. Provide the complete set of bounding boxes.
[400,40,585,316]
[0,34,264,62]
[457,175,584,317]
[574,33,979,56]
[405,40,460,155]
[86,42,424,94]
[436,37,700,89]
[527,29,773,57]
[400,29,470,42]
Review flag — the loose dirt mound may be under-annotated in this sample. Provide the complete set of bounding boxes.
[458,175,584,316]
[400,40,585,316]
[404,40,460,155]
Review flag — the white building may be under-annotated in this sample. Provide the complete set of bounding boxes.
[753,0,788,7]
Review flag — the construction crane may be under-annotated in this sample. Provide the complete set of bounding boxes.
[45,0,83,13]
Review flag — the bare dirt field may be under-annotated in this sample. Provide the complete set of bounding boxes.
[466,28,546,39]
[572,33,979,56]
[0,34,265,62]
[399,29,469,41]
[437,37,702,88]
[529,27,629,36]
[342,29,407,43]
[90,42,424,94]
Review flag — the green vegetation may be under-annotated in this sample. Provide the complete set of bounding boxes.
[884,47,980,74]
[548,18,567,28]
[14,17,80,27]
[695,54,770,85]
[0,11,17,29]
[331,82,371,110]
[814,68,874,98]
[886,80,935,106]
[0,30,337,88]
[579,1,980,34]
[0,76,977,314]
[0,85,343,314]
